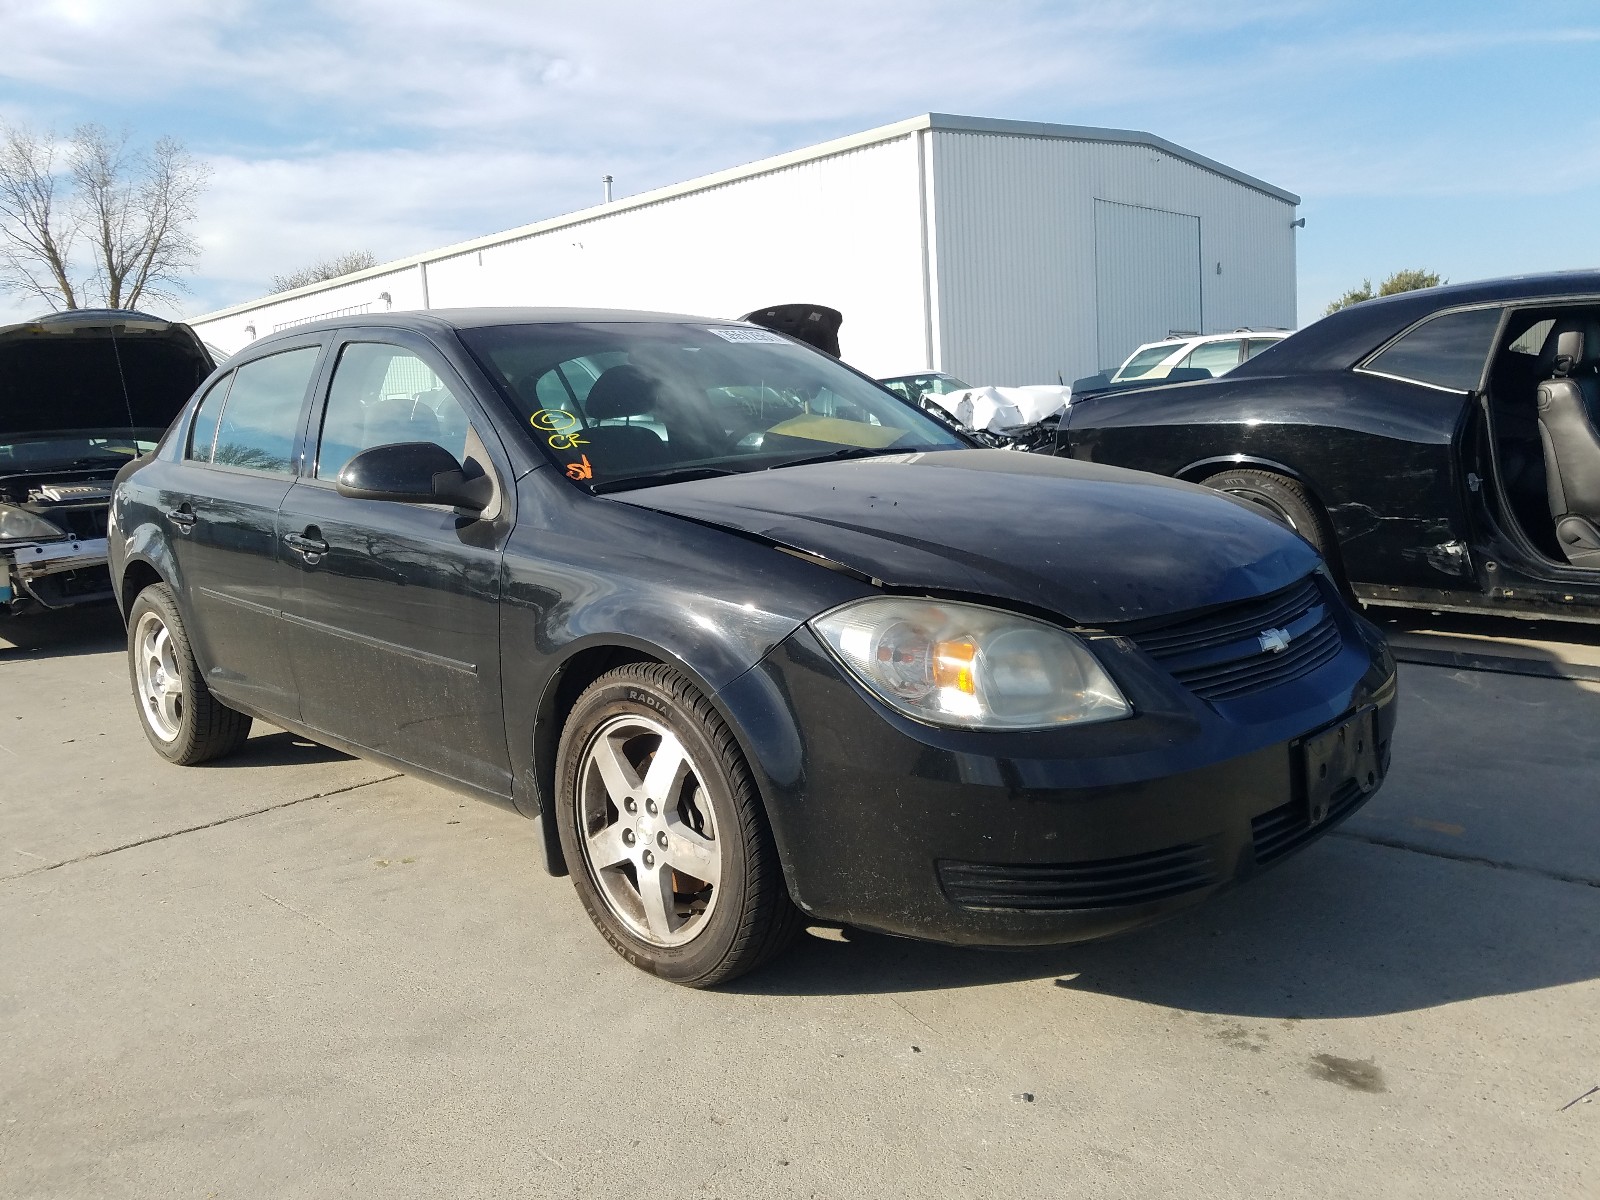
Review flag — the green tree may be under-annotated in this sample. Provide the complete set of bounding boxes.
[1325,268,1445,315]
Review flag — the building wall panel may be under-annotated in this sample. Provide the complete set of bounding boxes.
[931,130,1296,384]
[195,139,930,378]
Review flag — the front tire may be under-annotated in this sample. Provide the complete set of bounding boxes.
[126,583,252,765]
[554,663,802,987]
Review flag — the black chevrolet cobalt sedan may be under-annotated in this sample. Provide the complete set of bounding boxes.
[109,309,1398,986]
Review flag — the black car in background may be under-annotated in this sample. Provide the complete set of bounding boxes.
[1059,271,1600,624]
[1,310,213,615]
[110,309,1397,986]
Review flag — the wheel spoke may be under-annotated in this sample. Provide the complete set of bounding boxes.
[642,732,691,811]
[155,628,179,677]
[586,821,632,871]
[663,821,720,888]
[637,860,678,939]
[590,732,643,804]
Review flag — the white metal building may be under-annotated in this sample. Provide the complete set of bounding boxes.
[190,114,1300,385]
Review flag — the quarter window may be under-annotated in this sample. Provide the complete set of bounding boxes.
[210,346,321,474]
[315,343,475,480]
[1364,308,1504,392]
[186,373,233,462]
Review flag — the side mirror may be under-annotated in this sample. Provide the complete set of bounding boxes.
[336,442,494,512]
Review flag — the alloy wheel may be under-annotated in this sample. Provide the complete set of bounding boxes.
[577,713,722,947]
[133,610,184,742]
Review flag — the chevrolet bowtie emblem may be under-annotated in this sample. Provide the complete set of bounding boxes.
[1258,627,1292,654]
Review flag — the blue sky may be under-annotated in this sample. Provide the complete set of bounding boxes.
[3,0,1596,326]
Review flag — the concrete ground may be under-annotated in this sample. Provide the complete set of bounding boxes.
[2,606,1596,1199]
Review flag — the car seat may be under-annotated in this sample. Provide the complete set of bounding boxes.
[581,365,673,473]
[1535,322,1600,566]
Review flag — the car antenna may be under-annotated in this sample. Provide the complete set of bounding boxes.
[109,328,139,449]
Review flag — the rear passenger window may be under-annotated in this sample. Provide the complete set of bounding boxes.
[1364,308,1503,392]
[186,373,233,462]
[208,347,320,474]
[315,343,475,480]
[1178,340,1243,376]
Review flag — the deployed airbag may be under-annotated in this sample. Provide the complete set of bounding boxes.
[921,385,1070,433]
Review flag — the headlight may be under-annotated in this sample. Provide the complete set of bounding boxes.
[0,505,66,544]
[811,597,1130,730]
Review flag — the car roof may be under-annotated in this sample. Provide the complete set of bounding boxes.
[242,306,732,351]
[1237,269,1600,375]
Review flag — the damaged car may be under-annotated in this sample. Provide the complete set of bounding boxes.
[2,309,213,614]
[1058,271,1600,623]
[110,308,1398,986]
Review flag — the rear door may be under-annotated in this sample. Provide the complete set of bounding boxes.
[159,339,325,716]
[276,333,512,794]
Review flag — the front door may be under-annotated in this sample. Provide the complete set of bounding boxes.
[159,341,325,717]
[277,336,511,794]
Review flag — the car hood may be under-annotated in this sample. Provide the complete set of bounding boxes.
[610,449,1321,626]
[0,309,214,439]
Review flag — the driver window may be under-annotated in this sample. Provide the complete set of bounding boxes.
[316,342,474,480]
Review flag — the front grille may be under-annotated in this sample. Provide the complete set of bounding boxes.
[1126,576,1342,702]
[938,843,1218,912]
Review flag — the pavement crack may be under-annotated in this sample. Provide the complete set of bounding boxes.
[258,889,343,935]
[1,772,403,882]
[1330,829,1600,889]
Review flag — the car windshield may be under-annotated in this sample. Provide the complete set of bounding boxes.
[0,428,165,471]
[461,322,969,492]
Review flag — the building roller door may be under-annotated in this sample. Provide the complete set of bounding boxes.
[1094,200,1202,372]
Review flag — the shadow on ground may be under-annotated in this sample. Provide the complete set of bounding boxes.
[734,830,1598,1015]
[0,603,125,659]
[208,728,353,769]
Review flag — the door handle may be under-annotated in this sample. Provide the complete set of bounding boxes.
[283,532,329,557]
[165,506,197,530]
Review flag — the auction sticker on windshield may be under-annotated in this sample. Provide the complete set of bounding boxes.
[705,326,788,344]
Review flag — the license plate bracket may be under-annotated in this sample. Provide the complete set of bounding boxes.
[1296,707,1380,826]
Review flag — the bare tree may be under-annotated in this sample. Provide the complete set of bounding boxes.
[271,250,378,294]
[0,121,209,312]
[0,125,80,308]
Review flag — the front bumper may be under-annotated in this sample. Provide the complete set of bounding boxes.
[725,611,1399,947]
[1,536,114,611]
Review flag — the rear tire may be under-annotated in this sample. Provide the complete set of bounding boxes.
[555,663,802,987]
[127,583,252,765]
[1205,468,1335,559]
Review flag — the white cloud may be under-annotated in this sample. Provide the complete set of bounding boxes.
[5,0,1600,324]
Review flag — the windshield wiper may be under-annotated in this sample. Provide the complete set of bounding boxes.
[767,445,906,470]
[590,466,738,494]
